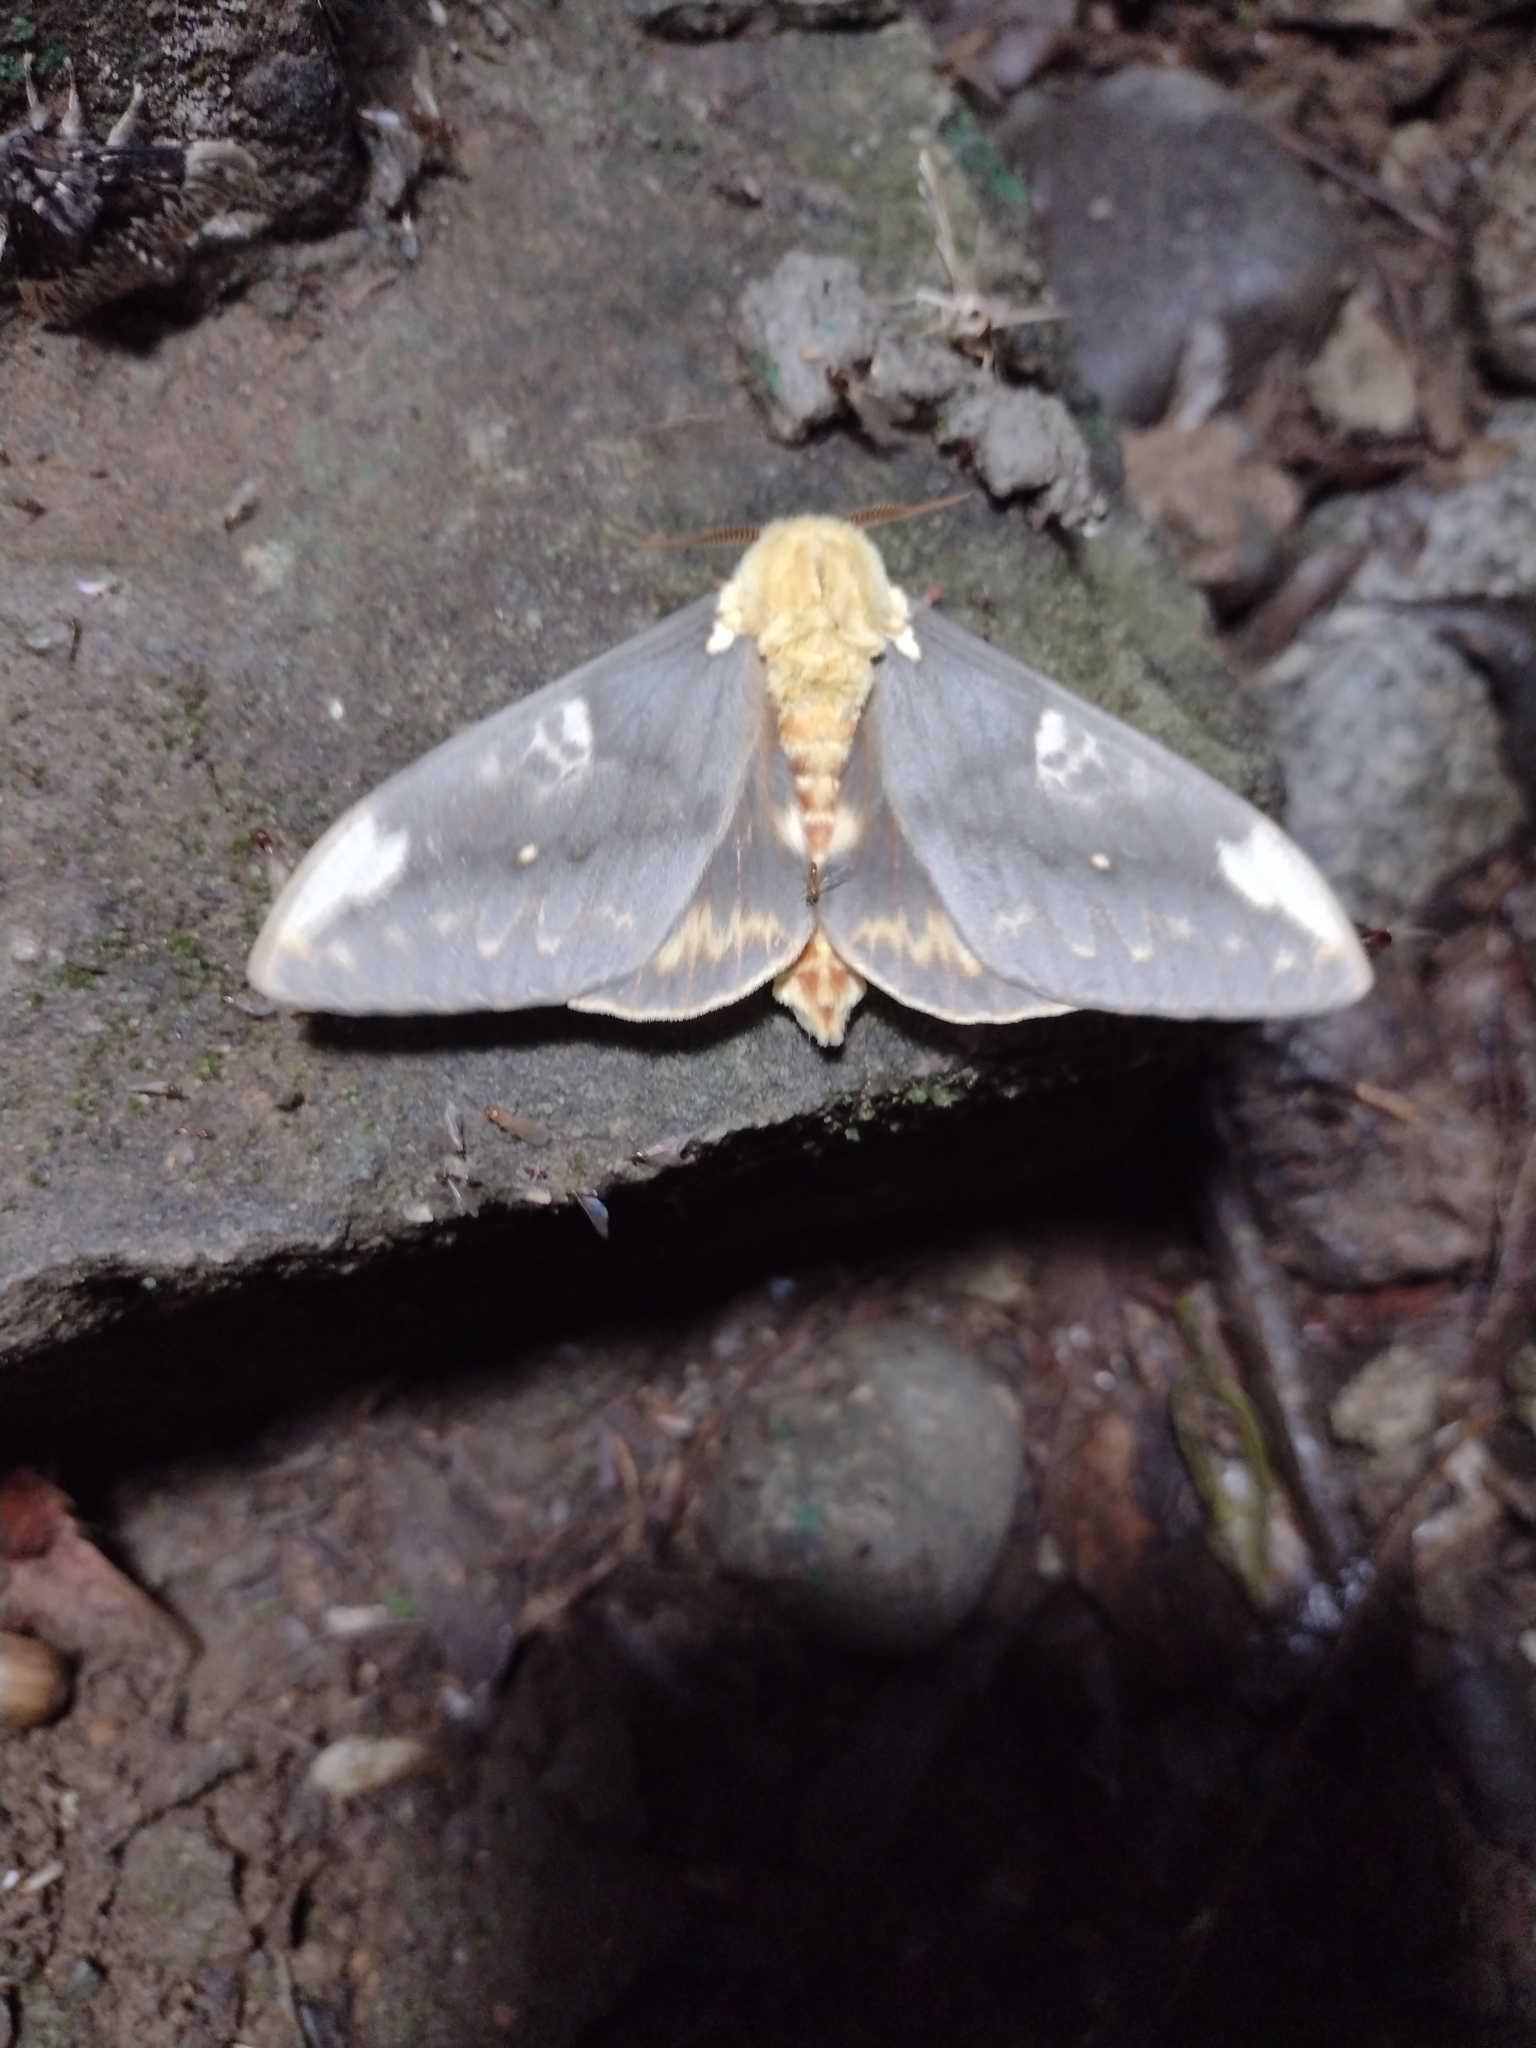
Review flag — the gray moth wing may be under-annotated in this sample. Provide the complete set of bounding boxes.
[872,606,1372,1020]
[571,687,812,1021]
[249,594,776,1014]
[820,705,1072,1025]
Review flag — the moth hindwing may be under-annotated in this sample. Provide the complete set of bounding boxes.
[249,516,1372,1044]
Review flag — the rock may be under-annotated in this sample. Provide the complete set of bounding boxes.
[702,1320,1023,1653]
[1472,101,1536,392]
[1,12,1276,1434]
[1254,403,1536,923]
[1386,597,1536,808]
[1258,605,1521,924]
[1001,65,1346,426]
[1330,1339,1442,1520]
[736,251,888,442]
[1330,1342,1440,1459]
[866,325,968,415]
[937,379,1101,524]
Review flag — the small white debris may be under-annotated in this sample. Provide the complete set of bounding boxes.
[222,477,261,531]
[241,540,295,592]
[309,1733,428,1799]
[322,1604,394,1638]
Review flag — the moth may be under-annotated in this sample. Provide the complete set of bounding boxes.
[248,516,1372,1044]
[1,56,257,326]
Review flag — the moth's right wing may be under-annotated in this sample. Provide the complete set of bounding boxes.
[819,702,1074,1025]
[865,608,1371,1021]
[249,594,809,1015]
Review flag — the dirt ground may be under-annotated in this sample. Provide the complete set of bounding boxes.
[7,3,1536,2046]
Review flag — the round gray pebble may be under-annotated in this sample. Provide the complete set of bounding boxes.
[702,1321,1023,1654]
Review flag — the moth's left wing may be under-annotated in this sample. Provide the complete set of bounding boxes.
[249,595,802,1015]
[571,681,814,1022]
[869,607,1371,1020]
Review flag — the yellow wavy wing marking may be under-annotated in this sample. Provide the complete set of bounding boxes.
[650,902,796,974]
[846,905,990,979]
[774,930,867,1047]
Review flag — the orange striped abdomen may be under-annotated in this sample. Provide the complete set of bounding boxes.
[778,699,862,861]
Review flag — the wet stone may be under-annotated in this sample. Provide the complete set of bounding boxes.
[702,1320,1023,1653]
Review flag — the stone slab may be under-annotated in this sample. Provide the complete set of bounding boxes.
[0,12,1269,1375]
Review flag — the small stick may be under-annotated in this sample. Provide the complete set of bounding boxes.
[1272,126,1458,248]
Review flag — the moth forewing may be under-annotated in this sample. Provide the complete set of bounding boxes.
[248,595,765,1013]
[248,514,1371,1042]
[873,608,1372,1021]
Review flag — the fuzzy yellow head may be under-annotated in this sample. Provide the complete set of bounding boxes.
[714,517,913,670]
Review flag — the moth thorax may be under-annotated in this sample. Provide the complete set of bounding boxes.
[719,516,907,861]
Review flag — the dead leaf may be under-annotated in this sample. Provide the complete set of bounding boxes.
[1305,290,1419,438]
[0,1471,192,1660]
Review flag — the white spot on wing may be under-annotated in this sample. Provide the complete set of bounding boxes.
[517,843,539,866]
[707,619,736,655]
[1217,819,1353,951]
[523,696,593,785]
[278,808,411,942]
[1035,709,1105,799]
